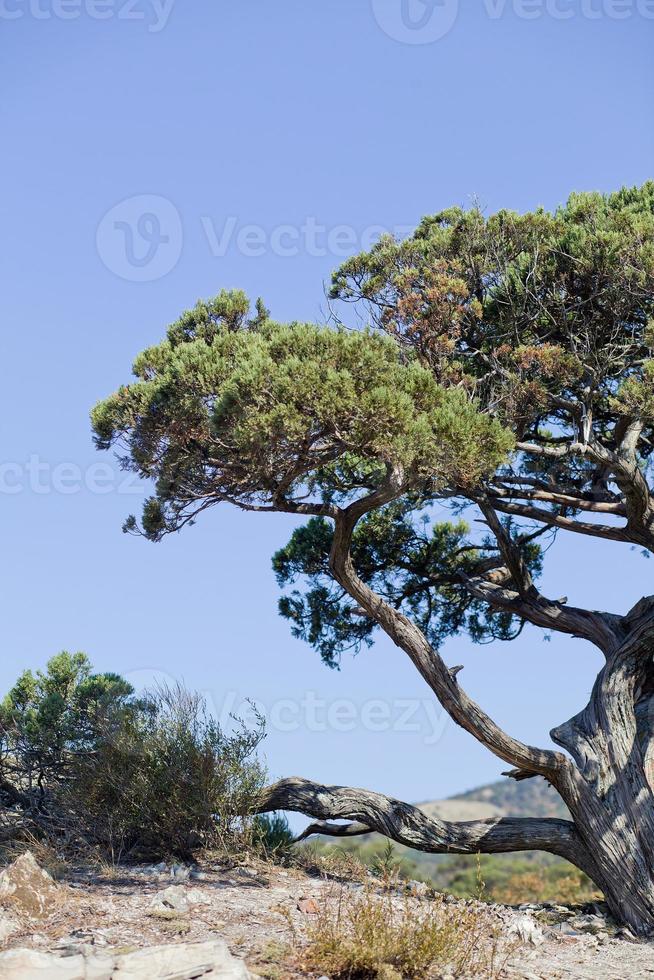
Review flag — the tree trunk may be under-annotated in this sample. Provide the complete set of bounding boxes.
[562,782,654,934]
[549,617,654,935]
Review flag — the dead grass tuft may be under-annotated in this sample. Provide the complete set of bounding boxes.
[300,886,514,979]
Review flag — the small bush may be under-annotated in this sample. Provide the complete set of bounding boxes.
[302,887,510,979]
[253,812,295,858]
[0,654,269,863]
[65,683,266,860]
[0,652,136,812]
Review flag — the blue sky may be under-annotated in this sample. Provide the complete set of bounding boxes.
[1,1,653,810]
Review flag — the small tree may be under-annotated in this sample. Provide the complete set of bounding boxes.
[93,184,654,933]
[0,652,134,811]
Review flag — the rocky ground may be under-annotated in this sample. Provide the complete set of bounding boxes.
[0,851,653,978]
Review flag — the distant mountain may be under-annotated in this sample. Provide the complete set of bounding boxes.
[418,774,568,822]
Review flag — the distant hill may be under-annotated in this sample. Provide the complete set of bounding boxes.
[418,774,568,822]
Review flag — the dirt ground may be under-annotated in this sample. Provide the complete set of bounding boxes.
[2,855,654,978]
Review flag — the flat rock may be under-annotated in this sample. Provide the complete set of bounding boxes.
[0,851,61,919]
[113,940,253,978]
[149,885,190,913]
[507,914,545,946]
[0,940,253,978]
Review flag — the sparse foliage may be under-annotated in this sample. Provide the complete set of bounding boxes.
[66,683,267,860]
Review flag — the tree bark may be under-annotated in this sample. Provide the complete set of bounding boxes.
[548,605,654,934]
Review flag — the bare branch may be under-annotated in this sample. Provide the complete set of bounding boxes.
[476,497,535,598]
[257,776,595,870]
[485,496,630,543]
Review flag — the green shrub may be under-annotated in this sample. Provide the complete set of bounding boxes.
[253,812,295,858]
[0,652,136,814]
[65,683,266,860]
[0,655,269,863]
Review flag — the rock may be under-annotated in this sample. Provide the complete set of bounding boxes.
[169,864,191,881]
[407,879,428,896]
[0,949,89,979]
[149,884,211,913]
[507,915,545,946]
[297,897,320,914]
[567,913,609,935]
[0,940,254,978]
[0,851,61,919]
[149,885,189,914]
[0,911,18,943]
[116,940,255,979]
[185,887,210,906]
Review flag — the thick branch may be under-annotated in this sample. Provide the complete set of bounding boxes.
[461,574,622,655]
[257,777,594,869]
[328,483,568,779]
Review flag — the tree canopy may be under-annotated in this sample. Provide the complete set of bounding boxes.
[93,183,654,665]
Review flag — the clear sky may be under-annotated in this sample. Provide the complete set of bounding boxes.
[1,1,653,812]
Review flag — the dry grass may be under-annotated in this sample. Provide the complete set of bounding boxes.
[0,830,70,880]
[300,886,514,979]
[295,842,370,884]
